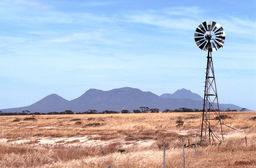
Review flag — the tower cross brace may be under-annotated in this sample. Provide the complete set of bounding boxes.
[200,50,224,144]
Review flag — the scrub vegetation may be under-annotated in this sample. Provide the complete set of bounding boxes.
[0,112,255,167]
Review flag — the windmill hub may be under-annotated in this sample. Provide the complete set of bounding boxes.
[205,31,212,40]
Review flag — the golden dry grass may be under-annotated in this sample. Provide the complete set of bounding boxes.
[0,111,255,167]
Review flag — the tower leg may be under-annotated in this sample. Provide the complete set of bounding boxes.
[200,51,223,144]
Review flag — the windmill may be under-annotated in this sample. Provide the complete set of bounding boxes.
[194,21,225,144]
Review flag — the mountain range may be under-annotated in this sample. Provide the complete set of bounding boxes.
[1,87,242,113]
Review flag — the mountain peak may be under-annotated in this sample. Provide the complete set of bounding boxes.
[77,88,104,99]
[110,87,141,92]
[161,88,202,101]
[174,88,192,94]
[46,93,61,98]
[37,93,68,103]
[86,88,103,93]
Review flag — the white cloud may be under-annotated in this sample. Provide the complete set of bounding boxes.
[219,17,256,36]
[18,12,112,24]
[2,0,51,9]
[164,6,205,16]
[48,31,105,43]
[125,7,256,39]
[124,7,204,31]
[46,29,124,47]
[0,0,113,25]
[80,1,115,7]
[126,13,199,30]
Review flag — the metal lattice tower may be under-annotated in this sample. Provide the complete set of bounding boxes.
[194,21,226,144]
[201,50,223,143]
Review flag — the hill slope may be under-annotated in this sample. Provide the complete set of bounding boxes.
[161,88,203,101]
[1,87,242,112]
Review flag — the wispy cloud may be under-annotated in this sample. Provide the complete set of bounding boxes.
[80,1,116,7]
[48,30,105,43]
[163,6,205,16]
[125,7,256,38]
[16,11,113,25]
[0,0,113,25]
[2,0,51,9]
[125,7,204,31]
[220,17,256,36]
[126,13,198,30]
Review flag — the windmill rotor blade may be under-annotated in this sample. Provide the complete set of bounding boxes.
[216,31,225,37]
[216,40,224,46]
[195,37,204,42]
[216,36,225,40]
[215,31,224,35]
[194,33,204,37]
[194,36,204,40]
[215,38,224,44]
[195,38,205,45]
[213,41,218,51]
[196,39,205,45]
[194,34,204,38]
[208,42,213,51]
[202,21,208,31]
[196,39,206,46]
[204,42,212,51]
[199,41,207,49]
[212,42,217,51]
[196,40,205,47]
[198,26,205,33]
[207,21,212,31]
[202,41,208,50]
[195,36,204,39]
[204,41,212,51]
[196,28,204,34]
[215,40,223,48]
[195,36,204,40]
[215,41,222,49]
[213,23,221,32]
[216,31,225,40]
[195,40,205,46]
[215,27,224,33]
[199,24,206,33]
[195,31,204,36]
[210,21,216,31]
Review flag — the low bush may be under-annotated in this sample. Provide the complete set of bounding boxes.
[176,117,184,127]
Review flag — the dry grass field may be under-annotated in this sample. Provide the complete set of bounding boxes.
[0,111,256,168]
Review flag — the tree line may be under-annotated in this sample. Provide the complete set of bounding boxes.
[0,107,244,115]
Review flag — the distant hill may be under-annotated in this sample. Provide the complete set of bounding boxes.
[161,88,203,101]
[1,87,242,113]
[3,94,69,113]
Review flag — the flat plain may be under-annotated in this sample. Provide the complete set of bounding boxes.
[0,112,256,168]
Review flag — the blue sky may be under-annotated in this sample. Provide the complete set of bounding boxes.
[0,0,255,109]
